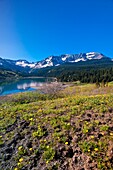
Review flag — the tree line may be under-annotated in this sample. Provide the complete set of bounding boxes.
[57,67,113,83]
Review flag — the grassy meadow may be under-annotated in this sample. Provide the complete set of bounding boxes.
[0,83,113,170]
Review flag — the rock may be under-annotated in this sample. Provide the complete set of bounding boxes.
[3,153,11,160]
[72,135,78,143]
[66,147,74,158]
[87,113,92,118]
[59,145,65,152]
[4,147,13,153]
[107,141,113,159]
[108,107,113,113]
[14,132,21,141]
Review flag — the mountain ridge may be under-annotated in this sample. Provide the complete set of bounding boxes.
[34,52,108,69]
[0,52,112,72]
[1,52,113,83]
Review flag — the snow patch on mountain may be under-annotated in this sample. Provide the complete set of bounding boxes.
[55,64,60,66]
[16,61,36,68]
[74,58,86,62]
[39,62,53,68]
[86,52,103,60]
[45,56,52,62]
[62,54,71,61]
[35,63,53,68]
[86,52,95,59]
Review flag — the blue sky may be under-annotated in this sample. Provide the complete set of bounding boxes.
[0,0,113,62]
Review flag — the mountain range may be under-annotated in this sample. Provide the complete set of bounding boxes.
[0,52,112,73]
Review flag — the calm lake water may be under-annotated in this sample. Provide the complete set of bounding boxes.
[0,77,54,96]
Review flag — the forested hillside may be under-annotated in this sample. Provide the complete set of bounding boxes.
[30,58,113,83]
[0,69,19,83]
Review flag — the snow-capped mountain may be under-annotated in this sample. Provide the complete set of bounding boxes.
[0,57,36,72]
[0,52,111,72]
[15,60,36,68]
[34,52,107,69]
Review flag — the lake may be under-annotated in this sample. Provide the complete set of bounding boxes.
[0,77,54,96]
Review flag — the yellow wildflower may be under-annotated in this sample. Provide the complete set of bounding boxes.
[29,118,33,121]
[14,168,18,170]
[17,162,21,166]
[110,133,113,136]
[18,146,23,150]
[46,146,49,149]
[65,142,68,145]
[19,158,23,162]
[94,148,98,151]
[0,136,2,138]
[29,148,33,151]
[90,135,94,139]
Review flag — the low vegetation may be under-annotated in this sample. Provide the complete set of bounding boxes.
[0,69,19,83]
[0,83,113,170]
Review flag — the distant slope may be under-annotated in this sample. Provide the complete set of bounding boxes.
[0,69,20,83]
[0,57,35,73]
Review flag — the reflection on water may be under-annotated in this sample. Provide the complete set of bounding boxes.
[17,82,43,90]
[0,86,3,93]
[0,78,53,96]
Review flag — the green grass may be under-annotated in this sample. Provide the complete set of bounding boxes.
[0,83,113,169]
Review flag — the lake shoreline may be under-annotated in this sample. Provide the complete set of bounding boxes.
[0,82,71,98]
[0,77,58,96]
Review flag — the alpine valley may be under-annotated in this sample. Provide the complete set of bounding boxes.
[0,52,113,83]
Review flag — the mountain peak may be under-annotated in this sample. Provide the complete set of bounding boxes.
[0,52,111,71]
[34,52,107,69]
